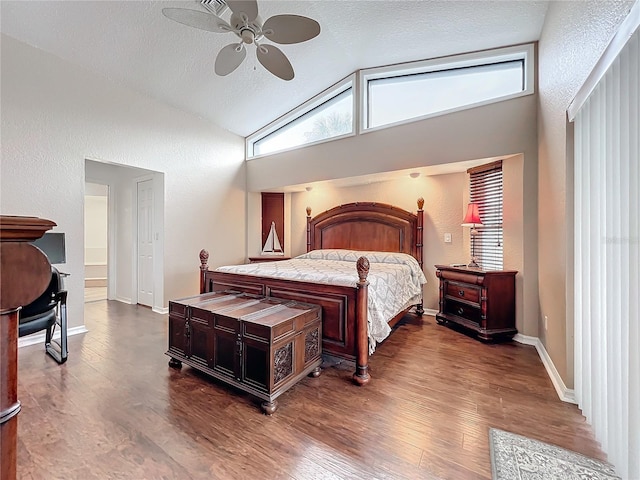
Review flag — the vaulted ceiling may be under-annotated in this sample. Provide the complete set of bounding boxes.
[1,1,549,137]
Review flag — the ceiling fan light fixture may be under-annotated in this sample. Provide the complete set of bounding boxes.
[241,29,254,44]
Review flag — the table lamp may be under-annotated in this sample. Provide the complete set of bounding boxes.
[462,203,483,268]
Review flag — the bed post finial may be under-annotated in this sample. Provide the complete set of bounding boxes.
[417,197,424,210]
[356,256,370,283]
[199,249,209,294]
[353,256,371,386]
[306,207,312,253]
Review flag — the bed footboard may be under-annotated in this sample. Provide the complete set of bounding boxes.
[198,249,371,386]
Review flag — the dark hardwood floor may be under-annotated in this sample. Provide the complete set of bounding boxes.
[16,301,604,479]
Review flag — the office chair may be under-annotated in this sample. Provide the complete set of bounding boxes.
[18,266,68,364]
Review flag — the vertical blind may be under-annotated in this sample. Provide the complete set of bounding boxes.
[574,28,638,480]
[469,161,503,270]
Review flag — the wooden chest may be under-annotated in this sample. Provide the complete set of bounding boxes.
[167,291,322,414]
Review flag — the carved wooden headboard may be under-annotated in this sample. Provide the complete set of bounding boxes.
[306,198,424,269]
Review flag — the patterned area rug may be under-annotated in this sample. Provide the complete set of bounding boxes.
[489,428,620,480]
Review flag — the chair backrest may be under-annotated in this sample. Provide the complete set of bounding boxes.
[19,266,61,320]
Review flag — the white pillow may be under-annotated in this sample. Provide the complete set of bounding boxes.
[297,249,415,265]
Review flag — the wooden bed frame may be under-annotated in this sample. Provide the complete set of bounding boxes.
[199,198,424,386]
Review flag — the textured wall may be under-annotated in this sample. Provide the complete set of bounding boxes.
[1,35,246,328]
[537,0,635,388]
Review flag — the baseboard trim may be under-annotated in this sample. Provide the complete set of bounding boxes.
[423,308,439,316]
[115,296,133,304]
[18,325,89,349]
[513,333,577,404]
[153,306,168,315]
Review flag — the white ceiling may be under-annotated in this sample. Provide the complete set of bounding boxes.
[1,1,549,138]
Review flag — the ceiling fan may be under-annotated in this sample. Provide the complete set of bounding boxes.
[162,0,321,81]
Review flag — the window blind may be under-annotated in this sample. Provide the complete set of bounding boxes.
[574,26,639,480]
[469,161,503,270]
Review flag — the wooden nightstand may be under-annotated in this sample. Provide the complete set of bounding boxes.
[435,265,517,341]
[249,256,291,263]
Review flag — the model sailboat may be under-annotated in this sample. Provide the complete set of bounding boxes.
[261,221,284,255]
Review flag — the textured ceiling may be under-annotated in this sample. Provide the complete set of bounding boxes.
[1,0,549,137]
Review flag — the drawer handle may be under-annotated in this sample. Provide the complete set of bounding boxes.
[457,307,464,315]
[458,290,465,297]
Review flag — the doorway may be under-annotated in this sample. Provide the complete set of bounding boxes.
[85,159,165,313]
[84,182,109,302]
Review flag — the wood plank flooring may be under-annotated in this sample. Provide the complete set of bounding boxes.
[16,300,604,479]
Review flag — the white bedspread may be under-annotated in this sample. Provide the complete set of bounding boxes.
[215,249,427,353]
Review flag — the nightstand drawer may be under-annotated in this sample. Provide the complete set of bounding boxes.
[445,282,481,305]
[444,299,482,324]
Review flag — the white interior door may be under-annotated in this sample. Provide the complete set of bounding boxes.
[137,179,154,307]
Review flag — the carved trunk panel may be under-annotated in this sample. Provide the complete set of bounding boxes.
[273,342,293,384]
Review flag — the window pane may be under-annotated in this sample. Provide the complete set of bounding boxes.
[253,88,353,156]
[368,60,523,128]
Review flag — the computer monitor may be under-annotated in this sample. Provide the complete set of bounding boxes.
[31,232,66,264]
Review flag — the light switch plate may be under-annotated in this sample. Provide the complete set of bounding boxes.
[444,233,452,243]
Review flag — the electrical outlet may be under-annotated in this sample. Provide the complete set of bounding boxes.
[544,315,548,330]
[444,233,452,243]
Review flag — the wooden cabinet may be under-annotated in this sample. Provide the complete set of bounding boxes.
[435,265,517,341]
[1,216,56,480]
[167,291,322,414]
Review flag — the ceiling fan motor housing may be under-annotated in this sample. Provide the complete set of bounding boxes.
[231,13,263,44]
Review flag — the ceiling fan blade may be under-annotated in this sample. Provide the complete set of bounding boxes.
[162,8,231,33]
[256,44,294,81]
[262,15,321,44]
[215,44,247,76]
[226,0,259,23]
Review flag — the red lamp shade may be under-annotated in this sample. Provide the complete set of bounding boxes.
[462,203,483,227]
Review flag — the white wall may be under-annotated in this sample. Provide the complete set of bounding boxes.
[537,0,635,388]
[1,35,246,329]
